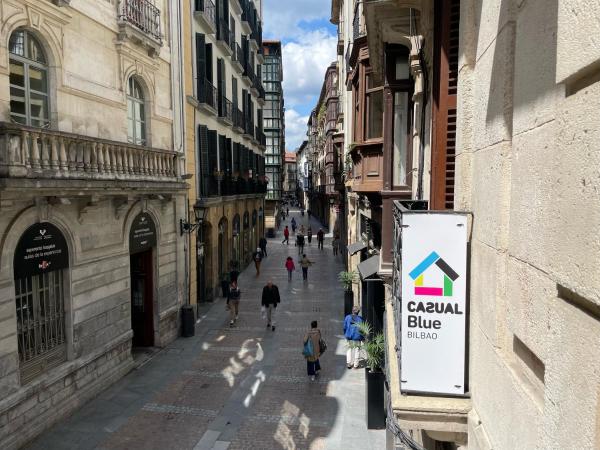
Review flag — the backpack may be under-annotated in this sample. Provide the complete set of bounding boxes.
[302,338,314,358]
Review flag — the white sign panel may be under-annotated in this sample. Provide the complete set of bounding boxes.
[400,213,468,395]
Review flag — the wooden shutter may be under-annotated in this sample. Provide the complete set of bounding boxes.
[232,77,238,108]
[198,125,209,196]
[431,0,460,210]
[217,58,224,115]
[225,138,233,173]
[206,43,213,84]
[196,33,206,100]
[233,142,240,173]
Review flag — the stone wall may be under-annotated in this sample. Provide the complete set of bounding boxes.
[456,1,600,448]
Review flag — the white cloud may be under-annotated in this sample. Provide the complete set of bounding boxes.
[263,0,331,40]
[285,108,309,151]
[281,29,337,108]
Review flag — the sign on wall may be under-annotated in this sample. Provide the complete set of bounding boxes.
[14,222,69,279]
[400,212,468,395]
[129,213,157,254]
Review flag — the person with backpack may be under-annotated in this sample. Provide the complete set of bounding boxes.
[317,228,324,250]
[227,280,241,327]
[296,232,305,254]
[282,226,290,245]
[285,256,295,281]
[344,306,364,369]
[261,280,280,331]
[253,247,263,276]
[303,320,323,381]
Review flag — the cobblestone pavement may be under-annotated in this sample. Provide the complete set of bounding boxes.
[26,209,385,450]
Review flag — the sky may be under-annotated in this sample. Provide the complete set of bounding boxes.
[262,0,337,152]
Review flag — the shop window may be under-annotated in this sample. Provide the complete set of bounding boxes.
[127,77,146,145]
[9,29,50,128]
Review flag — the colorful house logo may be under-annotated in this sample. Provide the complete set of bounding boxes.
[409,251,459,297]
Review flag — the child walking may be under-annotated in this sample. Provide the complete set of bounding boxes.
[285,256,295,281]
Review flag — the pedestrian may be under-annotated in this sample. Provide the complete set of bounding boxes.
[259,236,268,257]
[291,217,297,233]
[282,226,290,245]
[299,254,313,281]
[261,280,280,331]
[229,260,239,283]
[332,233,340,256]
[299,224,305,235]
[296,233,305,254]
[303,320,322,381]
[285,256,295,281]
[317,228,324,250]
[281,210,286,222]
[308,210,312,219]
[227,280,241,327]
[286,207,289,217]
[307,226,313,244]
[253,247,263,276]
[344,306,364,369]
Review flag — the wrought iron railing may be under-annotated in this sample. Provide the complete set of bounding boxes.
[199,79,218,110]
[352,10,366,41]
[217,19,230,47]
[119,0,162,42]
[195,0,216,30]
[233,42,245,67]
[218,95,234,123]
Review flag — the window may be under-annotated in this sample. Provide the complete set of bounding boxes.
[9,29,50,127]
[393,92,409,186]
[127,77,146,145]
[365,73,383,139]
[15,271,66,383]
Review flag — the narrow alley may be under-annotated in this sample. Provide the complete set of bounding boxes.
[25,209,385,450]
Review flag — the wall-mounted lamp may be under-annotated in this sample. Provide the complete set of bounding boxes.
[180,201,207,236]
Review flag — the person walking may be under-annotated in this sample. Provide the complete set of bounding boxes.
[259,236,268,257]
[317,228,324,250]
[285,256,296,281]
[261,280,280,331]
[299,254,313,281]
[291,217,297,233]
[307,210,312,219]
[286,207,289,217]
[296,233,305,254]
[332,233,340,256]
[227,280,241,327]
[282,226,290,245]
[229,260,240,283]
[303,321,322,381]
[253,247,263,276]
[307,226,313,244]
[344,306,364,369]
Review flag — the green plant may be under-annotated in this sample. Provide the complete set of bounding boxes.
[338,271,357,291]
[353,321,385,370]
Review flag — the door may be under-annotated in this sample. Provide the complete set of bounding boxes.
[130,249,154,347]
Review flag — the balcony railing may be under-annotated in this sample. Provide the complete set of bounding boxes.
[219,176,267,196]
[119,0,162,42]
[233,42,245,69]
[218,95,234,123]
[353,11,366,42]
[199,79,218,110]
[217,19,231,48]
[195,0,216,31]
[233,107,245,131]
[0,122,178,181]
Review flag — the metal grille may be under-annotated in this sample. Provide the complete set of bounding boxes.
[15,270,66,383]
[119,0,162,42]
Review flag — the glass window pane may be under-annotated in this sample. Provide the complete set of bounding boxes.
[29,67,47,93]
[9,30,24,56]
[27,35,46,64]
[9,61,25,87]
[10,87,26,116]
[11,114,27,125]
[393,92,409,186]
[29,92,48,121]
[127,99,133,120]
[366,90,383,139]
[127,118,134,142]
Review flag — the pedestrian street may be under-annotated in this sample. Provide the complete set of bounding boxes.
[26,209,385,450]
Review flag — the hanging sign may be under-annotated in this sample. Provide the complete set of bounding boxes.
[400,212,468,395]
[129,213,157,253]
[14,222,69,279]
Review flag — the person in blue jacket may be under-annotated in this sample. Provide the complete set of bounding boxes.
[344,306,364,369]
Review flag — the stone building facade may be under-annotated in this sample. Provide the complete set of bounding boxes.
[185,0,267,306]
[0,0,186,448]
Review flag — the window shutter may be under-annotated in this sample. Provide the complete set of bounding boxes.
[196,33,206,101]
[232,77,238,108]
[209,131,218,175]
[431,0,460,210]
[226,138,233,173]
[198,125,209,196]
[233,142,240,173]
[217,58,224,114]
[206,43,213,84]
[219,135,227,172]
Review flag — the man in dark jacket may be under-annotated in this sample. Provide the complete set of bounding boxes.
[261,280,280,331]
[259,236,268,257]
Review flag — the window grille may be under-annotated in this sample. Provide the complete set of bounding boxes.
[15,270,66,384]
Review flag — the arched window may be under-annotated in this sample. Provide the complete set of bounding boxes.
[9,29,50,127]
[127,77,146,145]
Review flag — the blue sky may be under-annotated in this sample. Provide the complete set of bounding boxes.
[262,0,337,151]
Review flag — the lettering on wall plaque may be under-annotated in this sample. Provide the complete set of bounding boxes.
[14,222,69,279]
[129,213,157,253]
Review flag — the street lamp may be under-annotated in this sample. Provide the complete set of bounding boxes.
[180,202,207,236]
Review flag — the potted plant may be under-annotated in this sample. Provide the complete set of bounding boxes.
[355,321,386,429]
[338,271,357,316]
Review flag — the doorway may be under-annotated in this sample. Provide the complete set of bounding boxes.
[130,249,154,347]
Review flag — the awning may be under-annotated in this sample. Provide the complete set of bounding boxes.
[347,241,367,255]
[357,255,380,280]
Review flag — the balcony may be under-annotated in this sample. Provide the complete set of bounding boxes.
[255,127,265,148]
[194,0,216,34]
[232,43,245,74]
[216,19,233,55]
[243,63,255,87]
[240,0,252,34]
[217,95,234,126]
[0,122,179,184]
[352,10,366,41]
[198,79,218,114]
[243,116,254,139]
[229,0,242,15]
[118,0,162,57]
[233,107,245,133]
